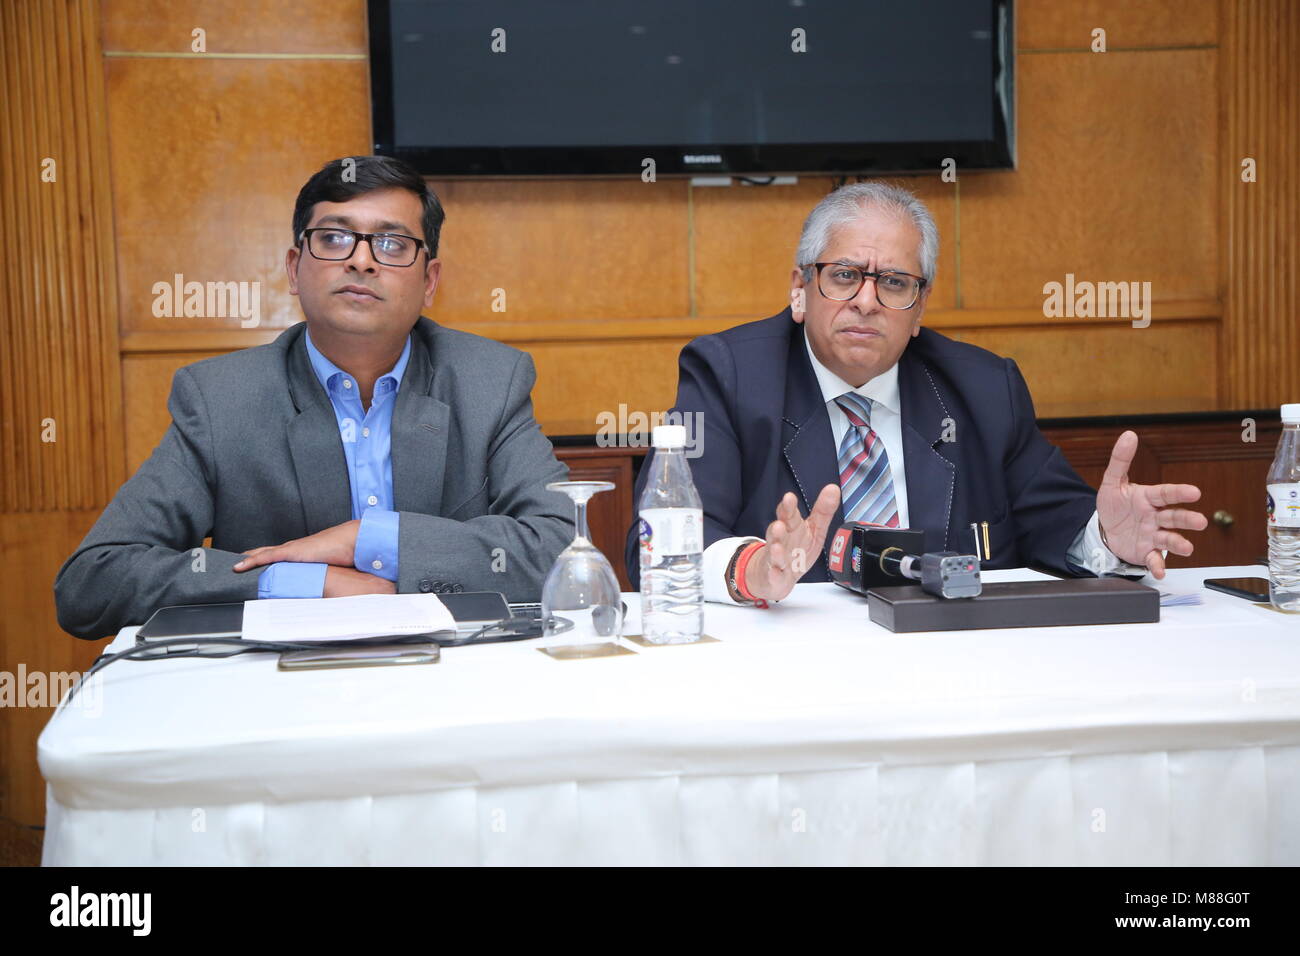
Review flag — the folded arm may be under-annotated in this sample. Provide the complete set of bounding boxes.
[54,367,259,640]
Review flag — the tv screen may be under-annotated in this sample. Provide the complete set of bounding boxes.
[369,0,1014,177]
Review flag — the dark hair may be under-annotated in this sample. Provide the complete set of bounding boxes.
[292,155,446,257]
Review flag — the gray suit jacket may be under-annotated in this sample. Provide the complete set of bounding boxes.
[55,317,574,640]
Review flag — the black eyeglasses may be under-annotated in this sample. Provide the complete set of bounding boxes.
[812,262,927,310]
[299,227,427,267]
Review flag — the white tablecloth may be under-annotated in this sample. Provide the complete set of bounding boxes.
[38,566,1300,865]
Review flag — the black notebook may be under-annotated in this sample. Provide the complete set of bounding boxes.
[136,602,244,641]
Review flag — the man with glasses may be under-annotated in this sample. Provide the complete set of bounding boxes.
[625,182,1206,605]
[56,155,572,640]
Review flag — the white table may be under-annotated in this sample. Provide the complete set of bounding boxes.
[38,566,1300,866]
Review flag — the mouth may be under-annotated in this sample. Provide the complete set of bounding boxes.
[335,284,382,301]
[837,325,881,340]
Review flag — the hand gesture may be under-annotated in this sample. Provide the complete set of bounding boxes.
[1097,430,1207,579]
[743,484,841,601]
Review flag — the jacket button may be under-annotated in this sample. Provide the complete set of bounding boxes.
[418,579,433,593]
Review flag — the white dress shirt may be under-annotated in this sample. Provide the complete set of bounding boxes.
[700,329,1145,604]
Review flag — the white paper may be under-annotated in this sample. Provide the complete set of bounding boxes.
[1157,589,1205,607]
[241,593,456,643]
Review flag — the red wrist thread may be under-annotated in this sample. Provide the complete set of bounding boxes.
[734,541,769,608]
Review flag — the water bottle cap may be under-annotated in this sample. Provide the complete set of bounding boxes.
[1282,404,1300,424]
[652,424,687,448]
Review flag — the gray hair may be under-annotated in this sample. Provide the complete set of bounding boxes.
[795,181,939,285]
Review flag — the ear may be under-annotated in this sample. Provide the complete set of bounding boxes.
[285,245,301,296]
[423,257,441,309]
[790,267,808,324]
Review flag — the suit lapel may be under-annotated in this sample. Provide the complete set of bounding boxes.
[391,324,450,515]
[781,319,845,561]
[284,328,352,533]
[897,348,956,550]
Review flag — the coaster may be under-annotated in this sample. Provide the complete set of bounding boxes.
[537,642,637,660]
[624,633,720,648]
[1253,602,1300,615]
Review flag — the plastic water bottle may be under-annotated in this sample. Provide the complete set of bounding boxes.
[1267,403,1300,611]
[638,424,704,643]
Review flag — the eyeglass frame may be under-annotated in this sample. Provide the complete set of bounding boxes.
[297,227,429,267]
[809,262,928,310]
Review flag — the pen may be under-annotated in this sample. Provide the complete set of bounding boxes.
[970,522,982,560]
[982,520,991,561]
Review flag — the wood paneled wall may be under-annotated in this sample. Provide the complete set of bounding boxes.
[1221,0,1300,408]
[110,0,1299,463]
[0,0,124,850]
[2,0,1298,848]
[1,0,124,510]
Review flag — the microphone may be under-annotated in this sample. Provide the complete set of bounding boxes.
[827,522,981,599]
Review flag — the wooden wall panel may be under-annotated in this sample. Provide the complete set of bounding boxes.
[1018,0,1218,49]
[103,0,367,54]
[517,339,696,438]
[956,322,1219,418]
[0,0,124,844]
[100,0,1259,435]
[0,0,124,512]
[1220,0,1300,408]
[107,57,371,335]
[425,179,691,325]
[960,49,1219,311]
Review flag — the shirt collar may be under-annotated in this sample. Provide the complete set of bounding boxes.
[303,327,412,397]
[802,327,901,415]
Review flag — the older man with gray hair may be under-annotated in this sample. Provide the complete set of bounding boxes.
[625,181,1207,604]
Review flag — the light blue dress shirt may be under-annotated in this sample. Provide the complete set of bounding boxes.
[256,329,411,598]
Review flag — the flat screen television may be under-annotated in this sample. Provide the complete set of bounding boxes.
[369,0,1015,177]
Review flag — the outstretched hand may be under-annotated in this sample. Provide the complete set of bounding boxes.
[743,484,841,602]
[1097,430,1207,579]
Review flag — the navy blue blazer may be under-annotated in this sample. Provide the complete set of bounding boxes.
[625,309,1098,588]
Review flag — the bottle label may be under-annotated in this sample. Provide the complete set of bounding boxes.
[639,508,703,559]
[1268,483,1300,528]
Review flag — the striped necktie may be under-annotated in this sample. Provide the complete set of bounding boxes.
[834,391,900,527]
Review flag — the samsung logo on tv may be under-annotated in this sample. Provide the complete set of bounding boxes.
[683,154,723,165]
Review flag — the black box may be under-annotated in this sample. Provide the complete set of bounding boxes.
[866,577,1160,633]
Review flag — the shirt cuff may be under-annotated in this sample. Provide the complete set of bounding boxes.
[355,508,400,582]
[257,562,328,599]
[1066,511,1152,577]
[703,536,760,605]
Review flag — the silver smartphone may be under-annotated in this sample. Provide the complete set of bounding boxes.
[278,641,441,671]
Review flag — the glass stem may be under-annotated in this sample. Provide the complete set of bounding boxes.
[574,499,590,542]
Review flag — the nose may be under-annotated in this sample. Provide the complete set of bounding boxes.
[849,273,881,313]
[346,237,380,274]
